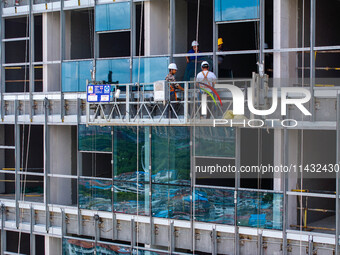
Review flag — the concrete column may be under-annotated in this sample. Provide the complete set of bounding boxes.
[45,236,62,255]
[273,0,298,83]
[43,12,61,92]
[273,0,299,227]
[273,0,299,191]
[144,0,169,56]
[49,126,73,205]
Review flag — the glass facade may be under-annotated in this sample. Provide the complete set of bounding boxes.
[237,190,283,230]
[79,178,112,211]
[62,61,93,92]
[95,2,131,32]
[195,187,235,224]
[151,126,190,184]
[132,57,170,84]
[194,126,235,158]
[96,58,131,84]
[152,184,191,220]
[215,0,259,22]
[77,125,282,230]
[113,126,148,182]
[78,125,112,152]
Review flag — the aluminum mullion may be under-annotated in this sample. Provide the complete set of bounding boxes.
[14,100,20,229]
[335,93,340,255]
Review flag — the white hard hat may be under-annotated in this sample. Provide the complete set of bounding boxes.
[192,40,199,47]
[168,63,178,70]
[201,61,209,68]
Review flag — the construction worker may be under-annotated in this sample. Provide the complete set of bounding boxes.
[165,63,184,118]
[196,61,217,118]
[186,40,200,63]
[165,63,184,101]
[217,37,229,78]
[196,61,217,87]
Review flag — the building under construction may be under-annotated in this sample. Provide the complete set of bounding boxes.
[0,0,340,254]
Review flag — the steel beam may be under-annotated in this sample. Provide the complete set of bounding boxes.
[211,226,217,255]
[0,0,4,121]
[282,128,289,255]
[30,205,35,255]
[14,100,20,229]
[1,204,6,255]
[169,0,175,63]
[29,0,34,121]
[336,93,340,255]
[309,0,316,121]
[43,98,50,233]
[234,127,241,255]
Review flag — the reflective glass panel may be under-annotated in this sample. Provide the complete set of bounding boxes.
[96,58,130,84]
[237,190,283,230]
[133,57,169,84]
[95,2,131,32]
[151,126,190,184]
[113,181,150,216]
[113,126,149,182]
[195,187,234,224]
[63,238,95,254]
[195,126,235,157]
[215,0,259,22]
[79,178,112,211]
[78,125,112,152]
[152,184,191,220]
[62,60,93,92]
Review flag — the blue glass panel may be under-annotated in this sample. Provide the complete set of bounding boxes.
[95,2,131,32]
[96,244,131,254]
[237,190,283,230]
[63,238,95,254]
[113,126,149,182]
[151,126,190,184]
[96,59,130,84]
[152,184,191,220]
[113,181,150,216]
[195,188,234,224]
[215,0,259,22]
[62,61,93,92]
[132,249,167,255]
[63,238,131,255]
[133,57,169,84]
[79,179,112,211]
[195,126,235,157]
[78,125,112,152]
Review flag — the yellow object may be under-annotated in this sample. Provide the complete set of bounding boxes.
[218,38,223,46]
[223,110,234,119]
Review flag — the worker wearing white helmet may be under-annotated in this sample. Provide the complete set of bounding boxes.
[165,63,184,101]
[196,61,217,87]
[186,40,200,63]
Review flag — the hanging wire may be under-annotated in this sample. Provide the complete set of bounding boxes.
[299,0,305,254]
[135,2,144,253]
[17,2,32,252]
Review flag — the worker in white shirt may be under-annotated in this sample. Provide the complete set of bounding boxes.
[196,61,217,87]
[196,61,217,118]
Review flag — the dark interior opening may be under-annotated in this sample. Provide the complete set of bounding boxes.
[5,17,28,39]
[70,9,94,59]
[187,0,213,53]
[6,231,30,254]
[82,152,112,178]
[99,32,130,58]
[240,128,274,190]
[21,125,44,173]
[34,15,43,62]
[135,3,144,56]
